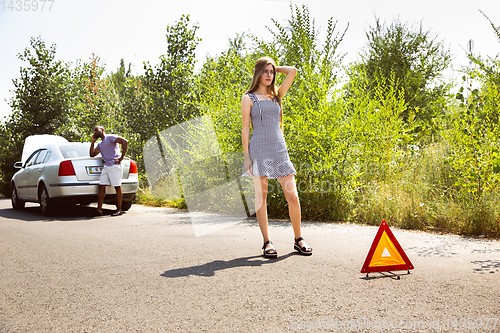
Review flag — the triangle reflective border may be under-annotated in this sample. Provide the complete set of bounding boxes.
[361,220,414,274]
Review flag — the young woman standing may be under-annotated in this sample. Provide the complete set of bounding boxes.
[241,57,312,258]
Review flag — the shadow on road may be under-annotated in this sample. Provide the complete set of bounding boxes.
[0,204,119,222]
[471,260,500,274]
[406,245,458,257]
[161,253,296,278]
[360,270,412,280]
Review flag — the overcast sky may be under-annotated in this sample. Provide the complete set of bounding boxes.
[1,0,499,121]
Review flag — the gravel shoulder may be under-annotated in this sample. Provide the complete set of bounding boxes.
[0,198,499,332]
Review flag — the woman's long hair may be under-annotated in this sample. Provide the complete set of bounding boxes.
[247,57,283,131]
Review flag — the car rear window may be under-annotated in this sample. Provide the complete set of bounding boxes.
[59,144,91,159]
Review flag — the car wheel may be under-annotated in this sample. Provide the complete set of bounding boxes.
[39,185,53,216]
[121,201,132,211]
[11,185,25,210]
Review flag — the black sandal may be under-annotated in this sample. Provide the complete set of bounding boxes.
[262,240,278,258]
[294,237,312,255]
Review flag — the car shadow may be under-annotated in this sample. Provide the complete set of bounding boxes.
[160,252,297,278]
[0,204,119,222]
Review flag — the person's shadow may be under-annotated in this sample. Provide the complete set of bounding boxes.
[160,252,296,278]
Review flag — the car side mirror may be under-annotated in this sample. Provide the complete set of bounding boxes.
[14,162,23,169]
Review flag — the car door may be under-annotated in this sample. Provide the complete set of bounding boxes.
[25,149,49,200]
[17,150,40,198]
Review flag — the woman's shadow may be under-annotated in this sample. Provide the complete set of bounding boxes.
[160,252,296,278]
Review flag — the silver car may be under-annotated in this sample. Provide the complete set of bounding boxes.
[10,135,139,215]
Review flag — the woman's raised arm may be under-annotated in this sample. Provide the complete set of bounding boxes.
[276,66,297,98]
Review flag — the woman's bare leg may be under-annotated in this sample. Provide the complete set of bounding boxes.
[253,176,275,253]
[278,174,310,250]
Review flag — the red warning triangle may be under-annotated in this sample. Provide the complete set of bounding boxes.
[361,220,414,273]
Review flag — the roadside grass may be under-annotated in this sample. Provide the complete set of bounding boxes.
[340,142,499,238]
[135,143,500,238]
[134,187,186,209]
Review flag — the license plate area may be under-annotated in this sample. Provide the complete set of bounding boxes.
[87,166,103,175]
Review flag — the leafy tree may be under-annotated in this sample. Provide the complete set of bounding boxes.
[109,59,132,97]
[449,11,500,201]
[466,11,500,88]
[0,37,73,195]
[142,14,201,138]
[450,83,500,199]
[441,11,500,235]
[61,53,124,141]
[119,75,155,172]
[7,37,72,137]
[80,54,109,130]
[350,17,453,136]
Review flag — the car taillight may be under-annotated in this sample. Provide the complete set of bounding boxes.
[58,160,76,176]
[129,160,138,174]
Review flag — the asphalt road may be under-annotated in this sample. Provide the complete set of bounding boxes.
[0,198,499,332]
